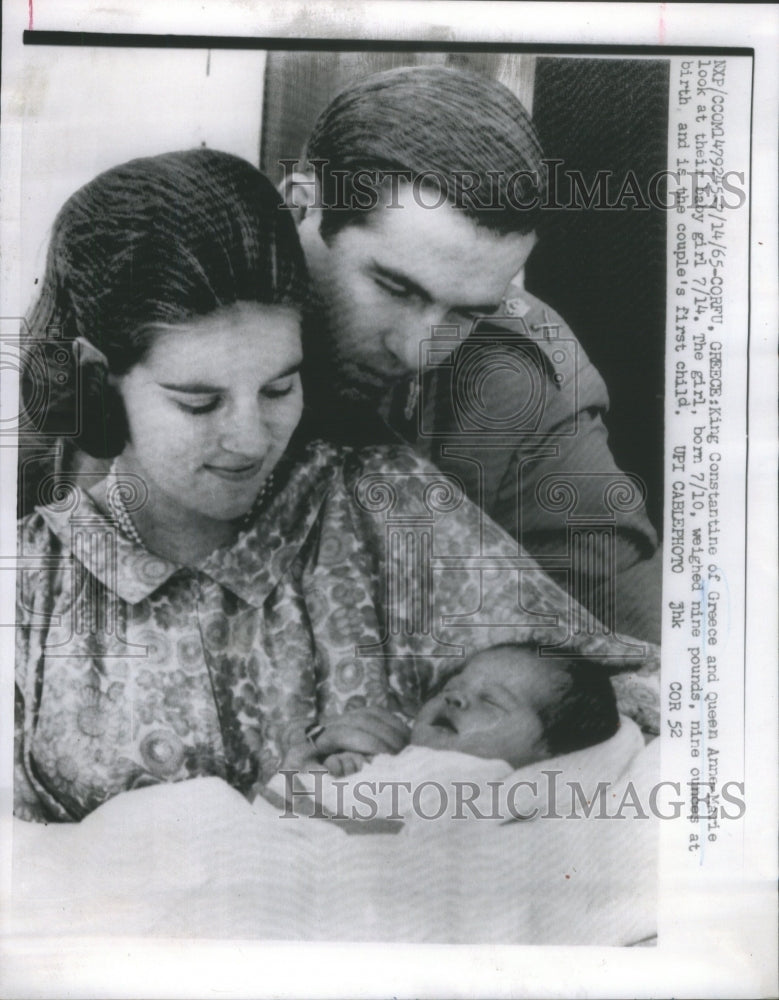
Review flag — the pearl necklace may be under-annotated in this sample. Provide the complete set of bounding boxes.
[107,459,145,546]
[107,459,275,549]
[247,472,275,526]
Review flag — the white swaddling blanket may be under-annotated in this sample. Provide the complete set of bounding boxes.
[8,724,657,945]
[264,716,646,825]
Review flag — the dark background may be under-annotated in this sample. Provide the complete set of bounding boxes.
[529,57,668,533]
[260,50,668,533]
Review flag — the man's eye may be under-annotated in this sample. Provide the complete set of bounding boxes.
[456,306,499,323]
[175,397,220,415]
[375,277,411,299]
[262,380,296,400]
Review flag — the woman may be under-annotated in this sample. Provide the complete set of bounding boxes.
[15,150,659,823]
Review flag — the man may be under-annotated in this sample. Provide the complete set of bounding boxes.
[285,64,661,642]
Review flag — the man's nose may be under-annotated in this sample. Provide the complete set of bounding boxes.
[384,309,444,373]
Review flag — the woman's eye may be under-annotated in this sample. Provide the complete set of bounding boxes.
[175,397,220,415]
[262,380,296,400]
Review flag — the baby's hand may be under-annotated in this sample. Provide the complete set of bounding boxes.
[320,751,368,777]
[277,745,367,776]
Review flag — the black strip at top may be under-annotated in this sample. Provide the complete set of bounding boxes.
[22,31,754,57]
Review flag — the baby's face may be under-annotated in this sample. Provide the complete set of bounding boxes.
[411,647,560,767]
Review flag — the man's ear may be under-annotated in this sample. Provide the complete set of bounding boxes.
[74,336,108,370]
[278,170,323,226]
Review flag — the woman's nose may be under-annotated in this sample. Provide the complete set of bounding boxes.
[218,406,269,458]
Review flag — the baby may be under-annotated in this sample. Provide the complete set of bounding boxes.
[263,644,623,825]
[410,642,619,765]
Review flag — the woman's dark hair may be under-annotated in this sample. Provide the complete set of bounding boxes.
[23,149,308,458]
[304,65,547,240]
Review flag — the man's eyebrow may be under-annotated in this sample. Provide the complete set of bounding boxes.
[371,262,433,303]
[158,363,301,394]
[371,261,501,316]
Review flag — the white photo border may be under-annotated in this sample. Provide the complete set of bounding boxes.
[1,4,776,999]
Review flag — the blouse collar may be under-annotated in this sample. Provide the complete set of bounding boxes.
[36,441,342,607]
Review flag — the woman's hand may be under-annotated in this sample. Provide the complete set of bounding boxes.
[313,707,411,758]
[279,707,410,774]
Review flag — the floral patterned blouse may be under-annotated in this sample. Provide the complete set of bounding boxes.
[15,441,660,822]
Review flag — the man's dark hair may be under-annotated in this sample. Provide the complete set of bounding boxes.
[304,65,547,240]
[536,657,620,756]
[23,149,307,459]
